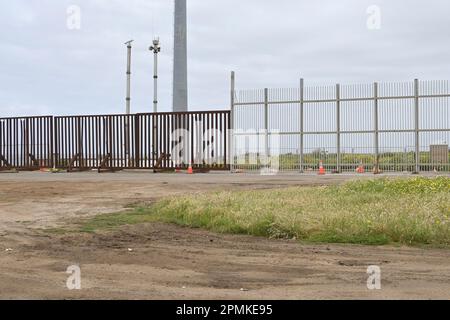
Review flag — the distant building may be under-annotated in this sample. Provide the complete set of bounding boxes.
[430,142,449,165]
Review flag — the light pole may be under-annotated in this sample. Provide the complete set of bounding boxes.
[149,38,161,113]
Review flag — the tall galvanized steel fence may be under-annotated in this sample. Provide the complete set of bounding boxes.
[231,78,450,173]
[2,79,450,174]
[1,111,230,171]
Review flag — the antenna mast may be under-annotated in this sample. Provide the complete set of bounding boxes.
[124,40,134,115]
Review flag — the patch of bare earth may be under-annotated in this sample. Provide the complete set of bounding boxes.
[0,172,449,299]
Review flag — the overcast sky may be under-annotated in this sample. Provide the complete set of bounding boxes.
[1,0,450,117]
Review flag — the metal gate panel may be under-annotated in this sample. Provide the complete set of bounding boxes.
[54,111,230,171]
[0,116,53,170]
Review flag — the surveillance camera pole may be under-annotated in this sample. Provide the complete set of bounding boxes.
[150,38,161,166]
[124,40,133,160]
[150,38,161,113]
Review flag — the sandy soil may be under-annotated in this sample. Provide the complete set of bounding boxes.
[0,171,449,300]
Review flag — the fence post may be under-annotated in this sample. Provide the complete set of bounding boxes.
[230,71,235,172]
[152,113,157,168]
[50,116,55,169]
[299,78,304,173]
[24,119,29,168]
[108,116,113,168]
[336,83,341,173]
[134,114,140,168]
[77,117,83,168]
[264,88,269,168]
[414,79,420,174]
[374,82,380,173]
[125,115,130,162]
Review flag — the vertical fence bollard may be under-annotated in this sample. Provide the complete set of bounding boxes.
[77,117,83,169]
[151,114,156,169]
[336,83,341,173]
[264,88,269,170]
[299,79,304,173]
[374,82,380,174]
[230,71,235,172]
[24,119,29,168]
[108,117,113,168]
[414,79,420,174]
[125,115,130,165]
[134,114,140,168]
[51,117,55,169]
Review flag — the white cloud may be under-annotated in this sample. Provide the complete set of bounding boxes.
[0,0,450,117]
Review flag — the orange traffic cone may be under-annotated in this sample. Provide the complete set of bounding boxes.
[318,161,326,175]
[187,165,194,175]
[356,161,365,174]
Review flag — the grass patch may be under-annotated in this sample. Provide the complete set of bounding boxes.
[72,177,450,247]
[78,207,159,233]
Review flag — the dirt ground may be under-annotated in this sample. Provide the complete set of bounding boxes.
[0,171,449,300]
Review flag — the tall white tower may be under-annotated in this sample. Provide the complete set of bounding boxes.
[173,0,188,112]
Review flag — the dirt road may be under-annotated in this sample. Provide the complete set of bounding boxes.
[0,172,449,299]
